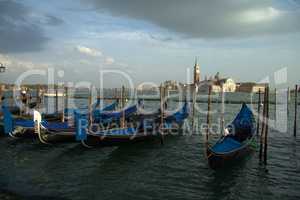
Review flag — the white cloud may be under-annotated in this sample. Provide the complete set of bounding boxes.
[0,54,50,72]
[74,45,116,65]
[101,31,150,41]
[75,45,103,57]
[241,7,281,23]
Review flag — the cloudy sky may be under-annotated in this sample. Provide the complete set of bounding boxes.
[0,0,300,87]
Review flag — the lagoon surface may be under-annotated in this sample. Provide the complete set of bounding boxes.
[0,93,300,200]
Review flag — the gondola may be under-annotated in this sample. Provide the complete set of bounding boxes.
[0,106,57,136]
[36,103,138,144]
[1,101,118,138]
[75,102,190,147]
[206,103,256,169]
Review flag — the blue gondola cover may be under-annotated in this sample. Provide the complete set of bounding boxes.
[92,101,118,121]
[165,102,190,124]
[2,106,13,135]
[75,112,88,141]
[41,121,70,130]
[97,104,137,123]
[211,137,242,153]
[210,103,255,154]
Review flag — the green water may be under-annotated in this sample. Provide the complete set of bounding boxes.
[0,98,300,199]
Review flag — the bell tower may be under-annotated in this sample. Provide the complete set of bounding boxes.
[193,58,200,84]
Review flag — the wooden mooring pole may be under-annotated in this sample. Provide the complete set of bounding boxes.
[0,84,3,106]
[192,84,197,131]
[40,87,44,109]
[294,85,298,137]
[61,89,65,122]
[287,87,290,116]
[160,85,165,145]
[115,88,119,109]
[25,88,29,115]
[55,85,59,115]
[36,85,41,110]
[206,86,212,147]
[274,88,277,123]
[263,86,269,165]
[19,88,23,116]
[256,89,262,136]
[88,86,93,125]
[220,84,225,136]
[97,88,101,109]
[160,85,163,128]
[63,86,68,123]
[121,86,126,128]
[259,85,267,162]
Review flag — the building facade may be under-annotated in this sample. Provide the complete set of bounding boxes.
[196,71,236,93]
[236,82,266,93]
[163,80,180,90]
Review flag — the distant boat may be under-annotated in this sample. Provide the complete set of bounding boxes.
[43,92,65,97]
[206,103,256,169]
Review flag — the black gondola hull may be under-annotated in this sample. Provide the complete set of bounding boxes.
[206,141,253,169]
